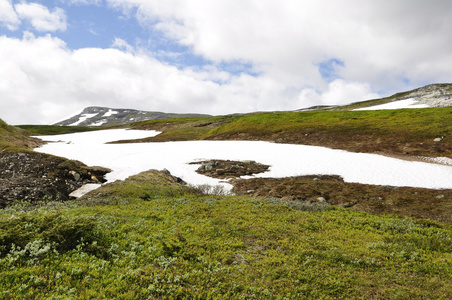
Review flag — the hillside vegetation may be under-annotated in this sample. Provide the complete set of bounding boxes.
[127,107,452,158]
[1,171,451,299]
[0,119,41,151]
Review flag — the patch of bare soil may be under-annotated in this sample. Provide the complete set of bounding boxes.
[190,159,270,179]
[231,175,452,223]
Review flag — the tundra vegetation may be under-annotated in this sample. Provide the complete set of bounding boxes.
[1,105,452,299]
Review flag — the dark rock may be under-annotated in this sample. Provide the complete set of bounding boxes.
[0,151,110,208]
[191,159,270,179]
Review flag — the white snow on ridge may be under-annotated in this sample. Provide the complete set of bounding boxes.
[103,109,118,117]
[354,98,429,111]
[69,113,98,126]
[34,129,452,192]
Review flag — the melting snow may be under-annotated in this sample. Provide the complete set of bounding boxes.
[35,129,452,192]
[354,98,429,111]
[69,113,98,126]
[103,109,118,117]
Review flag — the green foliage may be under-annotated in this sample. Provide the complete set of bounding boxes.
[208,108,452,140]
[17,125,99,136]
[0,213,110,260]
[1,195,451,299]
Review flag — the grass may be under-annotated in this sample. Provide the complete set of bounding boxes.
[127,107,452,157]
[17,125,100,136]
[0,119,41,151]
[1,182,451,299]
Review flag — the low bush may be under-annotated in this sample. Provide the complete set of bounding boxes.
[0,213,110,259]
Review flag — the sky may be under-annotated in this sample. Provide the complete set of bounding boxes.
[1,0,452,124]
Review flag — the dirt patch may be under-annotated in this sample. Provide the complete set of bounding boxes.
[190,159,270,179]
[231,175,452,223]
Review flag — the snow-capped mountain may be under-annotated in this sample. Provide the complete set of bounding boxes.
[349,83,452,110]
[54,106,210,127]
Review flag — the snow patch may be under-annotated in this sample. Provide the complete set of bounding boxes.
[103,109,118,117]
[34,129,452,193]
[69,184,101,198]
[91,119,107,126]
[354,98,429,111]
[69,113,98,126]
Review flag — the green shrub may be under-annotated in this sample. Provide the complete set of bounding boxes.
[0,213,110,259]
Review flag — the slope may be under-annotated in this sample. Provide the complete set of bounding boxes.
[343,83,452,110]
[54,106,211,127]
[126,107,452,158]
[0,118,41,151]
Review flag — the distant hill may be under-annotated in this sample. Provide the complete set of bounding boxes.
[54,106,211,127]
[343,83,452,110]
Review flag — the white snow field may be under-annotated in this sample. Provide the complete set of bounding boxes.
[35,129,452,193]
[353,98,429,111]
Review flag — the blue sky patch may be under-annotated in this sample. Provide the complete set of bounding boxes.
[318,58,345,82]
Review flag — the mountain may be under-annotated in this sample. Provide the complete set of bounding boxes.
[54,106,211,127]
[345,83,452,110]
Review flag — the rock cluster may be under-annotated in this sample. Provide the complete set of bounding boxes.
[402,83,452,107]
[191,159,270,179]
[0,151,110,207]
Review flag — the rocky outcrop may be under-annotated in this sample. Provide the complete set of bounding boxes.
[400,83,452,107]
[190,159,270,179]
[0,151,110,207]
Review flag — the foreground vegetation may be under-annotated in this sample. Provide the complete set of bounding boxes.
[1,172,452,299]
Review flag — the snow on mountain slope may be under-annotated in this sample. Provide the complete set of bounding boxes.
[349,83,452,111]
[54,106,210,127]
[353,98,429,111]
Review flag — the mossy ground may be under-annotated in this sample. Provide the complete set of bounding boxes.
[1,179,451,299]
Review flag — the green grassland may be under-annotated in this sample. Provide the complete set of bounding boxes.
[129,107,452,157]
[17,125,99,136]
[1,172,452,299]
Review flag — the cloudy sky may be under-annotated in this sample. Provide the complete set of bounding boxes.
[1,0,452,124]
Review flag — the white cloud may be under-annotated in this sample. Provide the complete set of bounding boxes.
[0,0,20,30]
[68,0,103,4]
[3,1,452,124]
[14,2,67,32]
[106,0,452,92]
[111,37,134,52]
[0,34,294,124]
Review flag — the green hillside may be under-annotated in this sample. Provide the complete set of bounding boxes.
[128,107,452,158]
[0,118,41,151]
[1,171,451,299]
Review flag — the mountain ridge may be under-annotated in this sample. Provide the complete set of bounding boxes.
[343,83,452,110]
[54,106,211,127]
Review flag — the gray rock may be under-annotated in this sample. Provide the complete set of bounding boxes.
[317,197,326,203]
